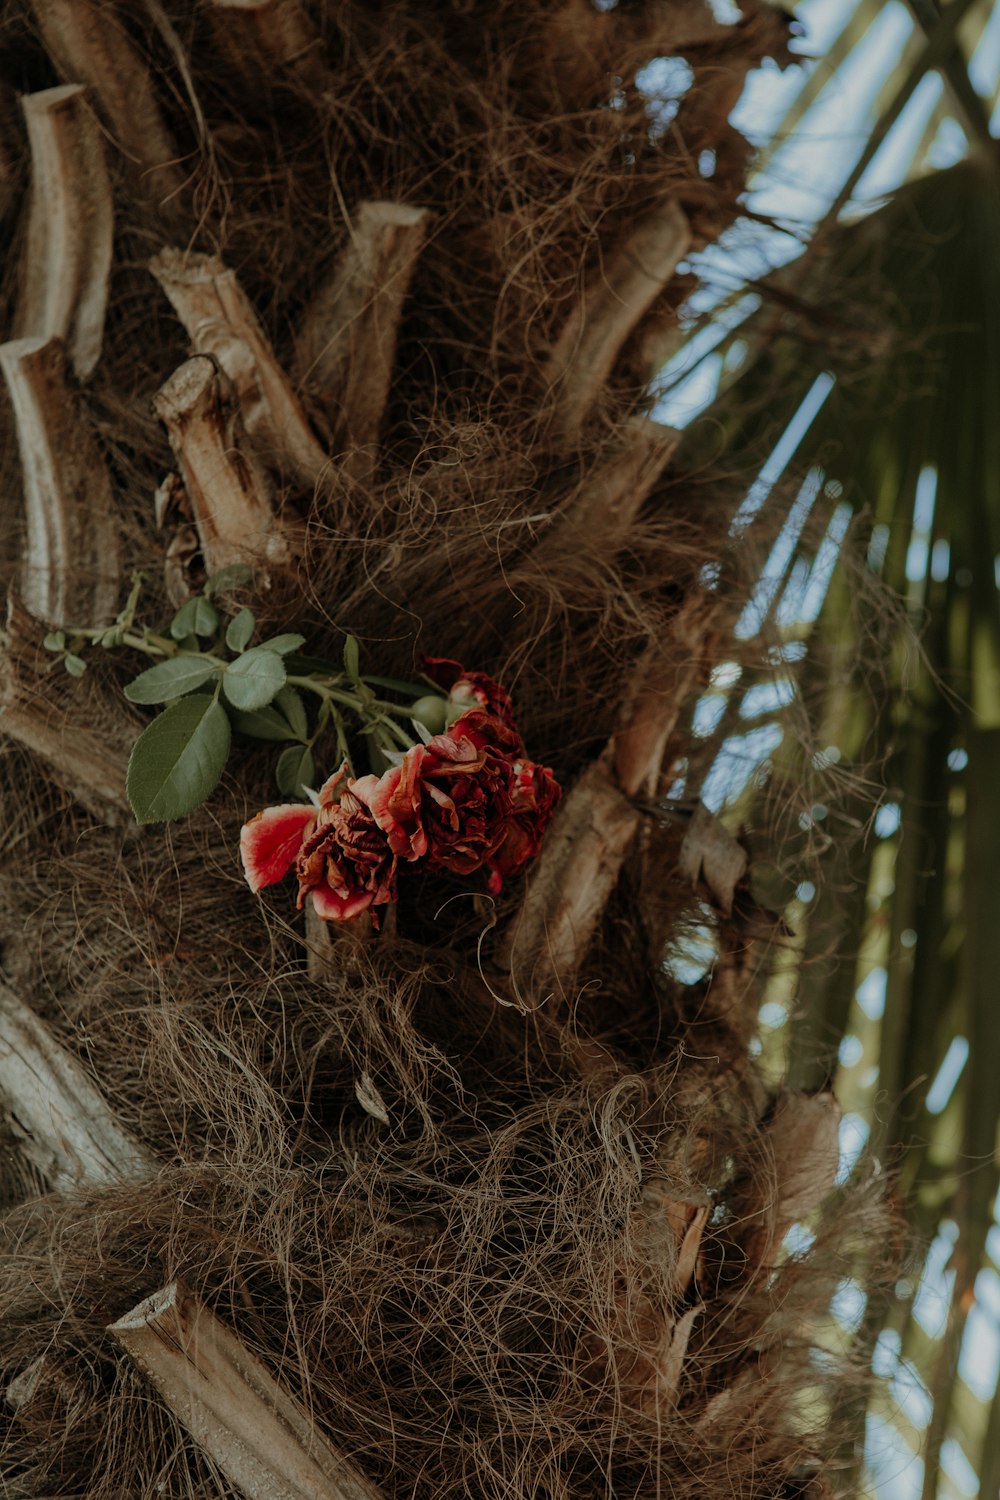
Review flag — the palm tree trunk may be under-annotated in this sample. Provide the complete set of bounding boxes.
[0,4,886,1496]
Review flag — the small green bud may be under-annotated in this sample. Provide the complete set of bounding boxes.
[445,695,477,728]
[411,695,448,734]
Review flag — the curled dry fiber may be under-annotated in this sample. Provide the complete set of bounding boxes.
[0,4,891,1498]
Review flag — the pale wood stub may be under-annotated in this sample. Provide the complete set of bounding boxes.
[293,202,431,474]
[28,0,183,206]
[150,249,329,487]
[109,1281,384,1500]
[0,980,153,1191]
[0,335,120,626]
[153,356,294,576]
[545,199,691,438]
[18,84,113,380]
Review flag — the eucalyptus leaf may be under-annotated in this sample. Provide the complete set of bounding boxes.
[124,656,218,705]
[203,562,254,597]
[170,596,219,640]
[226,607,256,653]
[126,694,231,824]
[275,742,315,798]
[258,632,307,656]
[222,647,286,711]
[274,685,309,740]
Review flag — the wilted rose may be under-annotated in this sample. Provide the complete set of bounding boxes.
[447,707,522,759]
[295,768,397,923]
[241,654,559,918]
[240,764,397,924]
[371,725,515,876]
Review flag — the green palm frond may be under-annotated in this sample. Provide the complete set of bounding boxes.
[665,19,1000,1493]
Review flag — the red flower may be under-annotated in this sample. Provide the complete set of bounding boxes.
[487,756,561,893]
[447,707,522,758]
[240,654,560,918]
[370,726,515,876]
[295,768,397,923]
[421,656,520,735]
[240,765,397,924]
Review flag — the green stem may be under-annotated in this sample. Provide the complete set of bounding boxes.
[72,616,431,756]
[332,709,353,772]
[375,714,417,749]
[286,675,362,711]
[286,674,425,726]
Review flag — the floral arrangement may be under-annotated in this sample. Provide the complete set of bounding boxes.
[241,673,560,926]
[44,569,560,924]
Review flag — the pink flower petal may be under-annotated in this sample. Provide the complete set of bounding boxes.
[370,753,429,860]
[311,883,373,922]
[345,773,381,811]
[240,804,316,893]
[317,762,351,807]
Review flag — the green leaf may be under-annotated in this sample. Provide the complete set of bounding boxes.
[283,652,341,678]
[258,633,306,656]
[43,631,66,652]
[364,673,428,696]
[124,656,218,705]
[228,702,299,742]
[226,608,256,653]
[222,647,286,711]
[170,596,219,640]
[203,562,253,597]
[363,734,397,777]
[343,634,360,681]
[99,627,125,648]
[274,686,308,740]
[275,743,315,798]
[64,654,86,677]
[228,686,308,743]
[126,695,231,824]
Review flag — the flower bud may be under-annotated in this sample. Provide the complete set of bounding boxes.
[410,694,449,734]
[444,696,479,728]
